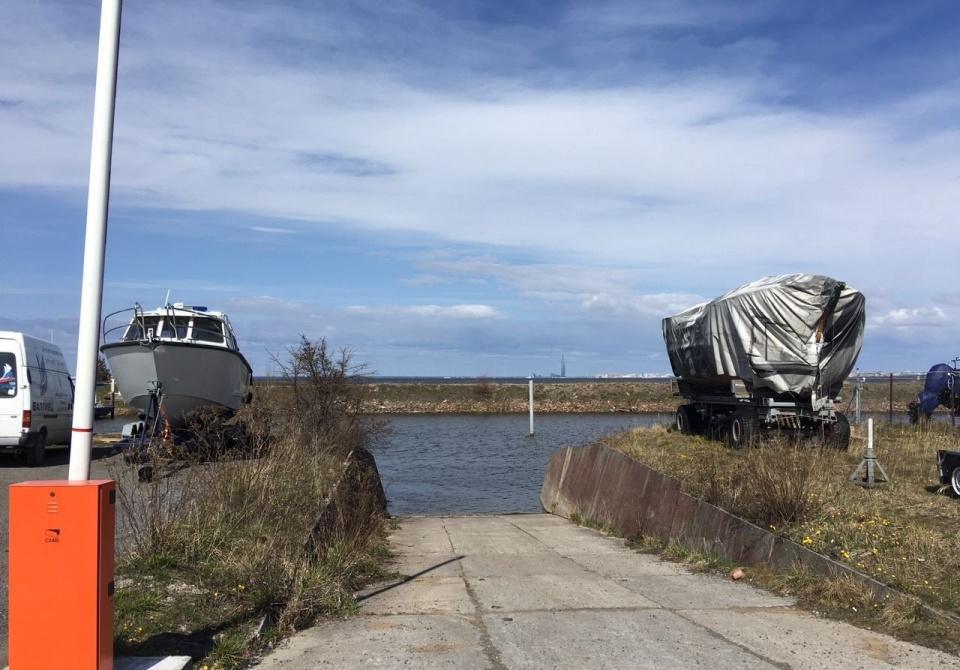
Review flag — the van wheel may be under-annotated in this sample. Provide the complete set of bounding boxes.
[25,433,46,467]
[951,467,960,497]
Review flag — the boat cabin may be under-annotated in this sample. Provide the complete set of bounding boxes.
[117,304,240,351]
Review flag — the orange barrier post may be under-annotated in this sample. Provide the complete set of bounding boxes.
[9,481,115,669]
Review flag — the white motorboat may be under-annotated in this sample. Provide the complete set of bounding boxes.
[101,303,253,429]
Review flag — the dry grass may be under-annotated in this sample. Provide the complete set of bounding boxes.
[607,421,960,652]
[111,338,391,669]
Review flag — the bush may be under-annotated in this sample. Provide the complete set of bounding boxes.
[474,377,495,401]
[112,337,389,662]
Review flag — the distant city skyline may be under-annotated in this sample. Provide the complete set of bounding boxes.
[3,1,959,376]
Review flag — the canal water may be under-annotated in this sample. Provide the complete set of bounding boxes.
[370,413,670,516]
[93,410,952,517]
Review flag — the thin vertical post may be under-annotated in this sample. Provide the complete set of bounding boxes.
[528,379,534,436]
[69,0,123,481]
[888,373,893,425]
[951,372,956,428]
[854,378,861,424]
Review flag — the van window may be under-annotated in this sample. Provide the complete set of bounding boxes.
[0,352,17,397]
[192,318,224,344]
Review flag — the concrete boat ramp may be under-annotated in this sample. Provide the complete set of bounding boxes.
[259,514,958,669]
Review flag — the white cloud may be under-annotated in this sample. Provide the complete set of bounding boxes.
[347,304,500,319]
[871,306,950,328]
[3,0,959,282]
[250,226,295,234]
[581,292,705,316]
[227,296,311,314]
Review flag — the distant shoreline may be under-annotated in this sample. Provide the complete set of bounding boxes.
[348,379,927,415]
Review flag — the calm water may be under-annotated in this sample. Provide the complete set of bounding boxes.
[369,413,670,516]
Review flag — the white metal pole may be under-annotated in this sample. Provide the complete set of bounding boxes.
[855,380,861,424]
[528,379,534,436]
[69,0,123,481]
[866,417,873,456]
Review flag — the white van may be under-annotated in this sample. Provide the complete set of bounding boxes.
[0,332,74,466]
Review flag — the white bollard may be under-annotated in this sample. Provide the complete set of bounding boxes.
[850,417,888,487]
[528,379,534,436]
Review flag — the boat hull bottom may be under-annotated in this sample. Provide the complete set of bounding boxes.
[102,341,251,430]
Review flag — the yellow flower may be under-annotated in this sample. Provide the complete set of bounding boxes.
[802,536,813,546]
[840,550,850,560]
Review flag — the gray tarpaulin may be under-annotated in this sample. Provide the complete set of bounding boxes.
[662,274,865,398]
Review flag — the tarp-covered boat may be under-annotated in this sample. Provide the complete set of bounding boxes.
[663,274,865,400]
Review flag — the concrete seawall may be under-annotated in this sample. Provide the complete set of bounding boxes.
[539,444,918,604]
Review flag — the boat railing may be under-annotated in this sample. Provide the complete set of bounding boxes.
[102,304,232,348]
[102,304,147,345]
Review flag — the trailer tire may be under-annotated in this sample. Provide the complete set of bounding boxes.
[727,409,756,450]
[676,405,697,435]
[951,467,960,498]
[825,413,851,451]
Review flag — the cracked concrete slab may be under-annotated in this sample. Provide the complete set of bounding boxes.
[560,550,690,577]
[683,608,960,669]
[360,575,476,616]
[257,514,960,669]
[618,574,794,610]
[483,609,778,669]
[260,614,488,668]
[470,573,660,612]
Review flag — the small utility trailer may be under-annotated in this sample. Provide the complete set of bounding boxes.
[663,274,865,450]
[937,450,960,497]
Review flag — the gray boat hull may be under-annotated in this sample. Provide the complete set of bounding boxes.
[101,341,252,428]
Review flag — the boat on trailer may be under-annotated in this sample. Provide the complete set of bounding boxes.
[101,303,253,430]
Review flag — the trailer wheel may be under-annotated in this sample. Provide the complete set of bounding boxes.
[676,405,697,435]
[825,413,851,451]
[727,410,756,450]
[951,467,960,497]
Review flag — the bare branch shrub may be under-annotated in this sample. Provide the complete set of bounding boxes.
[113,336,389,638]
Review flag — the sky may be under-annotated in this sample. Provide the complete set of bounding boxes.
[2,0,959,376]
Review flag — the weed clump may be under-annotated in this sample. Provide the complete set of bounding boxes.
[112,337,389,667]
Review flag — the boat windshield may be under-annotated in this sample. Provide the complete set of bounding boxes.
[122,317,163,341]
[161,316,189,339]
[192,317,224,344]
